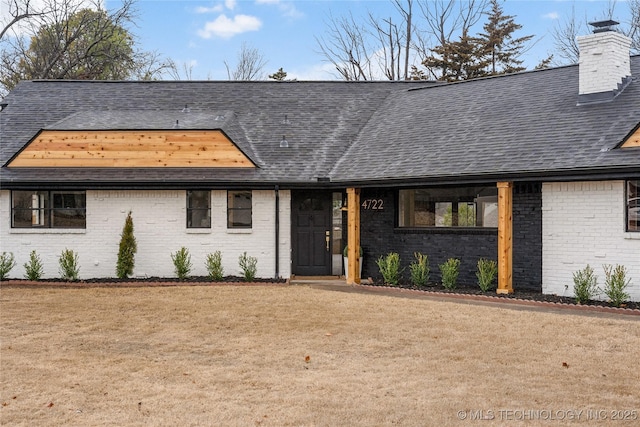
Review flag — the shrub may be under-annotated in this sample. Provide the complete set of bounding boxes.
[116,211,137,279]
[171,247,192,280]
[24,250,44,281]
[206,251,224,281]
[238,252,258,282]
[58,249,80,281]
[439,258,460,290]
[376,252,402,286]
[476,258,498,293]
[572,264,599,304]
[602,264,631,307]
[409,252,429,288]
[0,252,16,280]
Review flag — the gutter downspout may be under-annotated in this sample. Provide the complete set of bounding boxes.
[275,185,280,279]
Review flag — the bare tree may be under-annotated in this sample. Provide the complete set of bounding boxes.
[224,42,267,81]
[0,0,50,40]
[315,12,375,80]
[0,0,172,94]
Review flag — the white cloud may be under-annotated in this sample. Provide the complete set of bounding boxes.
[255,0,303,19]
[197,14,262,39]
[196,5,224,14]
[225,0,237,10]
[543,12,560,20]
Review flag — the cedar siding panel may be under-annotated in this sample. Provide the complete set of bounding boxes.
[8,130,255,168]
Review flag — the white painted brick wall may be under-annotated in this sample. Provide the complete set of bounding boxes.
[542,181,640,301]
[577,31,631,95]
[0,189,291,280]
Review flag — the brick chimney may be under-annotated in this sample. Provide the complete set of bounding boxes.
[577,20,632,105]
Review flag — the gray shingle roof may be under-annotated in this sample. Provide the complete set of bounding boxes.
[1,58,639,189]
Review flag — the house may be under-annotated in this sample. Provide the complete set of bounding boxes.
[1,25,639,301]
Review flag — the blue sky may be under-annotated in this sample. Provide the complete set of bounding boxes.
[95,1,638,79]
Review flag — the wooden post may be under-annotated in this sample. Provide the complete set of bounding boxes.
[346,188,361,285]
[497,182,513,294]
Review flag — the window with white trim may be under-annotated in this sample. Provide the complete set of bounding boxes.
[11,190,86,228]
[398,187,498,228]
[227,191,252,228]
[186,190,211,228]
[627,180,639,232]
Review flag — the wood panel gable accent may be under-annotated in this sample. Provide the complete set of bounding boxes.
[8,130,256,168]
[621,124,640,148]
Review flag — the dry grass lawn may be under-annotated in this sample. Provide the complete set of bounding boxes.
[1,284,639,426]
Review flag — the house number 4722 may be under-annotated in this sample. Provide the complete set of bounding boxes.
[361,199,384,210]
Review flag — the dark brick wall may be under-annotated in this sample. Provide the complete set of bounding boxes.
[352,186,542,290]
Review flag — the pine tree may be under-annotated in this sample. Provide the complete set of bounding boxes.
[423,29,489,82]
[479,0,534,75]
[268,67,288,81]
[116,211,137,279]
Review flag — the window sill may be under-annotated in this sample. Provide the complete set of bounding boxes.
[226,228,252,234]
[623,233,640,240]
[10,228,86,234]
[186,228,212,234]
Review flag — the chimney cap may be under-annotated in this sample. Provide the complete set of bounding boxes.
[588,20,619,33]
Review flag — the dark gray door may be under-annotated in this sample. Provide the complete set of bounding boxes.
[292,191,332,276]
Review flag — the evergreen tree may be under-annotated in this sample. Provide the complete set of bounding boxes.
[422,29,489,82]
[268,67,288,81]
[479,0,534,75]
[116,211,137,279]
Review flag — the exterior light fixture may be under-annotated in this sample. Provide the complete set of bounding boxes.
[280,135,289,148]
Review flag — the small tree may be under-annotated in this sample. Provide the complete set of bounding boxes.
[24,250,44,281]
[376,252,402,286]
[439,258,460,290]
[476,258,498,292]
[572,264,598,304]
[409,252,429,288]
[58,248,80,281]
[171,247,192,280]
[116,211,137,279]
[602,264,631,307]
[0,252,16,280]
[205,251,224,281]
[238,252,258,282]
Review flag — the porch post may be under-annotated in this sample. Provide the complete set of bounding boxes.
[497,181,513,294]
[346,187,361,285]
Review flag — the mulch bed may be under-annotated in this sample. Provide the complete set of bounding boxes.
[363,280,640,312]
[2,276,638,313]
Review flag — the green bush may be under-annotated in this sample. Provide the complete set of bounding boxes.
[206,251,224,281]
[409,252,429,287]
[238,252,257,282]
[58,249,80,281]
[439,258,460,290]
[0,252,16,280]
[171,247,192,280]
[602,264,631,307]
[476,258,498,293]
[24,250,44,281]
[572,264,599,304]
[116,211,137,279]
[376,252,402,286]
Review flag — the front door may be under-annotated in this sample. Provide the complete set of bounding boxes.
[292,191,333,276]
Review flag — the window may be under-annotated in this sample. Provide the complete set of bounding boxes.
[187,190,211,228]
[227,191,252,228]
[398,186,498,228]
[12,190,86,228]
[627,180,639,232]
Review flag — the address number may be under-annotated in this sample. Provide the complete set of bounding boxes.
[362,199,384,210]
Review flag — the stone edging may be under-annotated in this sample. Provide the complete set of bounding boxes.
[353,284,640,316]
